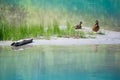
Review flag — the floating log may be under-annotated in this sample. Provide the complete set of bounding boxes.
[11,39,33,47]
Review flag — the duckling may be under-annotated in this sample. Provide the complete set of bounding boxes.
[74,21,82,29]
[92,20,99,32]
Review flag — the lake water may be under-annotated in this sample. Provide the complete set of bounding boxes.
[0,45,120,80]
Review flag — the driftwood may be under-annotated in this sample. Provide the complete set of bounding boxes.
[11,39,33,47]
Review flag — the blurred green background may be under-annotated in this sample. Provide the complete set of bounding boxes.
[0,0,120,30]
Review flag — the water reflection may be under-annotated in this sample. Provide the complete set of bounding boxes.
[93,45,98,52]
[11,45,33,51]
[0,45,120,80]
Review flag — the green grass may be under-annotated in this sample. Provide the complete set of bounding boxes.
[0,5,97,40]
[87,31,95,35]
[0,23,44,40]
[0,20,87,41]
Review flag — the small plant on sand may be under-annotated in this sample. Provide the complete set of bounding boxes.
[97,31,105,35]
[78,31,86,38]
[87,31,95,35]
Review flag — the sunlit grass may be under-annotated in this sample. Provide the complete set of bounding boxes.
[87,31,95,35]
[0,22,45,40]
[0,20,87,40]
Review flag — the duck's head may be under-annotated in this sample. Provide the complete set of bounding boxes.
[80,21,82,25]
[95,20,99,24]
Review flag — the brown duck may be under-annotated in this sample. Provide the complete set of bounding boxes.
[92,20,99,32]
[75,21,82,29]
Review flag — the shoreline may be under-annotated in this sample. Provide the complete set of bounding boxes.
[0,30,120,46]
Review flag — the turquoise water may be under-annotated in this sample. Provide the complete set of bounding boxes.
[0,45,120,80]
[1,0,120,17]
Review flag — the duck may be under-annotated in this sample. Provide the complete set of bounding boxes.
[74,21,82,29]
[92,20,99,32]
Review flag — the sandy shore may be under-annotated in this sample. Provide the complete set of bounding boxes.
[0,30,120,46]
